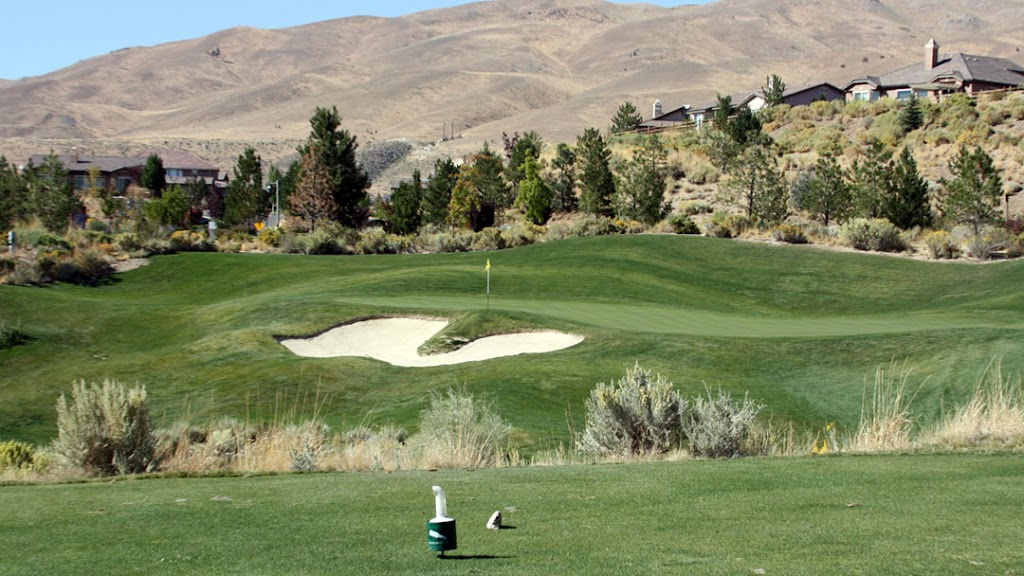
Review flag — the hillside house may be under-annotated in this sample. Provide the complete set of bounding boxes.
[844,39,1024,102]
[638,82,844,132]
[29,150,223,193]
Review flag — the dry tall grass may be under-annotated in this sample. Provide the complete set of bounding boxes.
[924,361,1024,450]
[848,362,920,453]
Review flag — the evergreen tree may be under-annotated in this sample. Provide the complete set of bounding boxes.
[144,185,190,227]
[611,101,644,134]
[800,153,853,226]
[549,143,578,213]
[140,154,166,197]
[885,147,932,230]
[27,153,77,233]
[515,156,553,225]
[576,128,616,217]
[721,143,788,226]
[423,158,459,226]
[289,144,337,230]
[851,139,894,219]
[391,170,423,235]
[727,107,764,147]
[614,135,668,225]
[503,131,544,193]
[448,146,506,231]
[713,94,735,129]
[762,74,786,108]
[223,146,264,227]
[941,145,1003,234]
[298,106,370,227]
[0,156,30,230]
[898,95,924,133]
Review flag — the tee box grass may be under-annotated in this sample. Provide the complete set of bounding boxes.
[2,454,1022,575]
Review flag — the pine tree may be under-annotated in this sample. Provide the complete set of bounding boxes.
[851,139,894,219]
[503,131,544,193]
[762,74,786,107]
[423,158,459,226]
[515,156,553,225]
[27,153,77,233]
[800,153,853,226]
[141,154,166,197]
[721,143,788,226]
[298,106,370,227]
[223,146,264,227]
[549,143,578,213]
[614,135,668,225]
[610,101,644,134]
[898,95,924,133]
[885,147,932,230]
[942,145,1003,234]
[576,128,616,217]
[391,170,423,235]
[0,156,31,230]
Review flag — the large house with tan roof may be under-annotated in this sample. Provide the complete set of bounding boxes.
[844,39,1024,102]
[29,150,224,194]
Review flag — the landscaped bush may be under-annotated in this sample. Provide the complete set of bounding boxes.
[169,230,214,252]
[579,363,687,456]
[56,247,114,285]
[258,226,283,247]
[0,440,35,470]
[357,228,409,254]
[962,228,1018,260]
[704,213,751,239]
[770,224,808,244]
[669,214,701,235]
[292,229,343,255]
[14,227,72,252]
[412,389,513,469]
[500,222,542,247]
[469,227,505,252]
[923,230,959,259]
[683,387,763,458]
[53,379,157,476]
[839,218,907,252]
[114,232,143,254]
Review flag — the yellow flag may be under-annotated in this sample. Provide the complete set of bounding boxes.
[486,259,491,271]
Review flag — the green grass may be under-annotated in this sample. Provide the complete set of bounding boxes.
[2,235,1023,447]
[1,454,1022,575]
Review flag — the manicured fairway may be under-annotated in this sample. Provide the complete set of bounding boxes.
[1,454,1022,576]
[2,235,1023,446]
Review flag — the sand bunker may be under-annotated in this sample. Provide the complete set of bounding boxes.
[279,318,584,367]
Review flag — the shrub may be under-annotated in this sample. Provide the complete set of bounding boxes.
[0,440,35,470]
[770,224,808,244]
[470,227,505,252]
[681,201,713,216]
[923,230,959,259]
[53,379,157,476]
[54,248,114,286]
[169,230,214,252]
[500,222,541,248]
[294,229,342,255]
[15,227,72,252]
[962,228,1016,260]
[839,218,907,252]
[579,363,687,456]
[669,214,701,235]
[357,228,409,254]
[704,213,750,239]
[683,387,763,458]
[258,226,283,248]
[114,233,143,253]
[412,389,512,468]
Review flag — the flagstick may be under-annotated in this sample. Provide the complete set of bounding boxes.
[486,266,490,310]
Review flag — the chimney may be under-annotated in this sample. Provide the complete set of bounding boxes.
[652,100,663,119]
[925,39,939,70]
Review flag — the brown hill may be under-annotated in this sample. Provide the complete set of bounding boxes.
[1,0,1022,184]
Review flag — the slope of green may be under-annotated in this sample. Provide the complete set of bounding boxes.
[2,235,1022,446]
[1,455,1022,575]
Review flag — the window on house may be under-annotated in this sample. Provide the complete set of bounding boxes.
[895,89,914,100]
[116,177,133,192]
[167,169,184,178]
[853,91,874,101]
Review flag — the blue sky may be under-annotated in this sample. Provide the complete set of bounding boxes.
[0,1,713,80]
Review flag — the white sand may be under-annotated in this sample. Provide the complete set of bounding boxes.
[279,317,584,367]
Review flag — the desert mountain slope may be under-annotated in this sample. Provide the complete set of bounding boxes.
[1,0,1022,169]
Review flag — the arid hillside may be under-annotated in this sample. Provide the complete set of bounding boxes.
[1,0,1022,179]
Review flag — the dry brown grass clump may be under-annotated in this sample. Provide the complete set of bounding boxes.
[848,362,919,453]
[924,361,1024,451]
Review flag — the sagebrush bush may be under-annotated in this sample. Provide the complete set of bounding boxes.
[500,222,541,247]
[0,440,35,470]
[923,230,958,259]
[56,247,114,285]
[839,218,907,252]
[579,363,687,456]
[770,224,808,244]
[412,389,513,468]
[169,230,214,252]
[962,228,1016,260]
[469,227,505,252]
[357,228,409,254]
[684,387,763,458]
[53,379,156,476]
